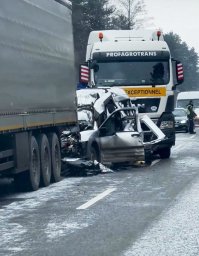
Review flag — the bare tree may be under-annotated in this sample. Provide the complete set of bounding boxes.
[116,0,146,29]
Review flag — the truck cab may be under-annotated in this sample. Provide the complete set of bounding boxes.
[80,29,184,159]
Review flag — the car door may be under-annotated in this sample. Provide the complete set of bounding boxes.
[96,111,145,165]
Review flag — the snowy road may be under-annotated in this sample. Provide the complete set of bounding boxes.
[124,175,199,256]
[0,130,199,256]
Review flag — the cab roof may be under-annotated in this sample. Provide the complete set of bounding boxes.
[92,40,169,52]
[88,29,164,44]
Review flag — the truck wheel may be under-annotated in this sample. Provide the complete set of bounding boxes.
[90,146,100,163]
[49,133,61,182]
[27,136,41,191]
[38,134,52,187]
[158,147,171,159]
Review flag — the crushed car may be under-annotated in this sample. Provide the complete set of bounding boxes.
[61,88,166,169]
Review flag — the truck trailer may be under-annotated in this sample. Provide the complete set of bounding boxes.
[80,29,184,159]
[0,0,77,190]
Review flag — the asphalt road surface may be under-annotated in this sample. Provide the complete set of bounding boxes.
[0,129,199,256]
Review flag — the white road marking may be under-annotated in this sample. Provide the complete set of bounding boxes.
[190,134,196,139]
[76,187,116,210]
[151,159,160,166]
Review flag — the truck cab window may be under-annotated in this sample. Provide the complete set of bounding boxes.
[150,62,165,84]
[93,60,170,87]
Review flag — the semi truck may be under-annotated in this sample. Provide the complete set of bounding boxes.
[0,0,77,191]
[80,29,184,159]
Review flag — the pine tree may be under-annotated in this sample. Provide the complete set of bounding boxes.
[72,0,114,70]
[164,32,199,91]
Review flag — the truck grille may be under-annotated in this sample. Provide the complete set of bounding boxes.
[131,98,160,113]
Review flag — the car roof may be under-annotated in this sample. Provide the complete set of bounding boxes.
[177,91,199,100]
[174,108,186,111]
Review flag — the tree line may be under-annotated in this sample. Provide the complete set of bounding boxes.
[71,0,199,91]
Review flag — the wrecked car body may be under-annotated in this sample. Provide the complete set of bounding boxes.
[62,88,166,167]
[87,107,145,166]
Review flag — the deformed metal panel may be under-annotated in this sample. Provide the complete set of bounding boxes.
[140,114,166,143]
[101,147,145,164]
[0,0,76,122]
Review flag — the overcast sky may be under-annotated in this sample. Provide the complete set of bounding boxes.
[111,0,199,54]
[142,0,199,53]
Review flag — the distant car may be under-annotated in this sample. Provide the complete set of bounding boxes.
[173,108,189,133]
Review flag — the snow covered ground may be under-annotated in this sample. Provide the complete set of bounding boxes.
[123,176,199,256]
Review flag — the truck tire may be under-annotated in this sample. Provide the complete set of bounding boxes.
[49,133,61,182]
[158,147,171,159]
[27,135,41,191]
[38,134,52,187]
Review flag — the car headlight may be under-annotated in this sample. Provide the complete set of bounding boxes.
[160,121,174,129]
[180,120,187,124]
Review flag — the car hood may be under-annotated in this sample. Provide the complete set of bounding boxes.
[174,116,187,121]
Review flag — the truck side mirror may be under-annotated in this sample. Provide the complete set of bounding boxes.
[172,59,184,86]
[79,64,90,84]
[93,64,99,73]
[89,60,99,72]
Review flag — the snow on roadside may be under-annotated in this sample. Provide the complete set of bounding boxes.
[0,177,83,254]
[123,177,199,256]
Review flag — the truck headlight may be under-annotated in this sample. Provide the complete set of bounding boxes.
[160,121,174,129]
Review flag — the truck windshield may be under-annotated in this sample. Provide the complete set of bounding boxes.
[93,60,170,87]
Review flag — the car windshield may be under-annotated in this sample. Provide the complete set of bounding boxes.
[173,109,186,117]
[177,99,199,108]
[93,60,170,87]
